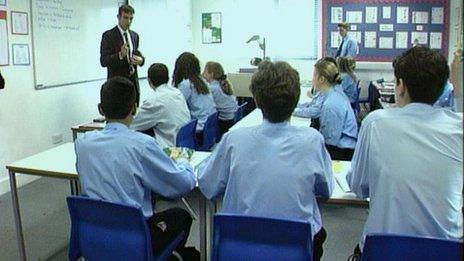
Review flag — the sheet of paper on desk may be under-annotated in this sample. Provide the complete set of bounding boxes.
[333,161,351,193]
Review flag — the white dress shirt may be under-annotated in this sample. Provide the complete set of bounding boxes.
[347,103,463,250]
[131,84,190,148]
[117,25,133,59]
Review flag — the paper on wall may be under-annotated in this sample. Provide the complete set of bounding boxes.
[379,24,394,31]
[379,37,394,49]
[364,31,377,48]
[430,32,442,49]
[331,7,343,23]
[397,6,409,23]
[365,6,377,23]
[431,7,444,24]
[347,11,363,23]
[396,32,408,49]
[411,32,428,45]
[0,19,7,65]
[382,6,391,19]
[412,11,429,24]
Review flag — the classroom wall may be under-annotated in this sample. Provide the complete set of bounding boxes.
[191,0,321,83]
[0,0,152,195]
[192,0,462,92]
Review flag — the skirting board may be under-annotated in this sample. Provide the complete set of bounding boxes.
[0,175,41,197]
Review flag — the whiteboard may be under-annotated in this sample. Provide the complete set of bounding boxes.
[129,0,192,78]
[31,0,120,89]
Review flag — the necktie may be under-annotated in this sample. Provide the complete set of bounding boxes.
[336,38,345,57]
[123,32,135,75]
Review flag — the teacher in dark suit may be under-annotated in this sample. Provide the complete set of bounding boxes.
[100,4,144,105]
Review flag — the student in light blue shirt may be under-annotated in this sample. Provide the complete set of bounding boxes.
[335,22,358,58]
[434,81,456,111]
[198,61,334,261]
[75,77,198,258]
[312,57,358,160]
[293,89,325,118]
[347,46,463,257]
[336,56,358,104]
[203,61,238,135]
[173,52,217,140]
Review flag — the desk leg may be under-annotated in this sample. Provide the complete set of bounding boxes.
[9,170,27,261]
[70,181,76,195]
[199,195,207,261]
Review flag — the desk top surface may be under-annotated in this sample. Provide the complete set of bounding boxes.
[6,142,365,205]
[6,142,211,179]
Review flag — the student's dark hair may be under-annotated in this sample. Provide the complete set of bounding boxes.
[205,61,233,95]
[336,56,358,82]
[147,63,169,87]
[118,4,134,16]
[250,61,300,123]
[337,22,349,30]
[172,52,209,94]
[100,76,136,119]
[315,57,342,85]
[392,46,449,105]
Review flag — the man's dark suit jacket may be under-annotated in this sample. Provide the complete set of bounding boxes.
[100,26,144,104]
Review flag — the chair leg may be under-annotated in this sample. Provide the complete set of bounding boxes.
[181,198,198,220]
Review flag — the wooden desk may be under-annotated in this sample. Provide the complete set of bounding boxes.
[5,143,211,261]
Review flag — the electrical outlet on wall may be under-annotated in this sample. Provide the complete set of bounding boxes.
[52,133,63,144]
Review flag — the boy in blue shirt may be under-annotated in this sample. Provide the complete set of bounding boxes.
[198,61,334,261]
[347,46,463,257]
[75,77,198,259]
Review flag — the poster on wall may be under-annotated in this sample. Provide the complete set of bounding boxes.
[202,12,222,44]
[0,11,8,66]
[11,11,28,35]
[12,44,30,65]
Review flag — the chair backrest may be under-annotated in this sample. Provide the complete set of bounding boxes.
[362,233,463,261]
[212,214,313,261]
[234,102,248,123]
[66,196,154,261]
[353,80,361,116]
[176,119,198,149]
[198,112,219,151]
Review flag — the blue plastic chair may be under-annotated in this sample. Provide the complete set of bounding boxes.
[197,112,220,151]
[233,102,248,123]
[361,233,463,261]
[176,119,198,149]
[66,196,184,261]
[212,214,313,261]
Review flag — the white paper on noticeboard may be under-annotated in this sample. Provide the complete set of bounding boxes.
[379,37,394,49]
[364,31,377,48]
[397,6,409,23]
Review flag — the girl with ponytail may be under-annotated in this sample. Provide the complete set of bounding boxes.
[312,57,358,160]
[173,52,217,134]
[336,56,358,104]
[203,61,238,135]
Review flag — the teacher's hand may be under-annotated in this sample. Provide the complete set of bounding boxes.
[119,43,129,59]
[130,55,143,66]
